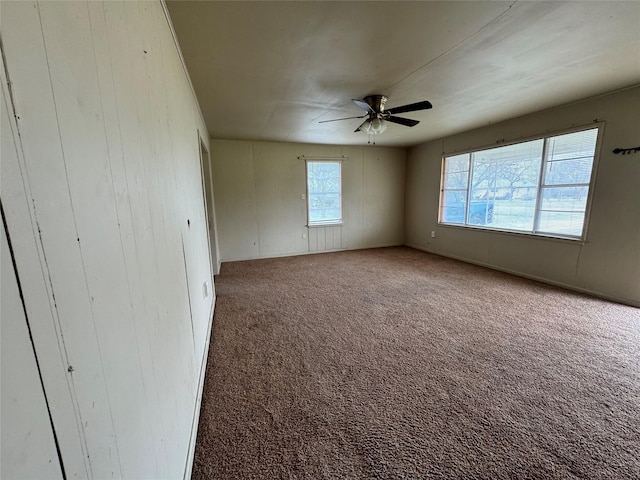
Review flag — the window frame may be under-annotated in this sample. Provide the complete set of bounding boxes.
[438,123,603,241]
[306,159,343,227]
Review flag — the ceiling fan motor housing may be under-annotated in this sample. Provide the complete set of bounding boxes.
[364,95,388,114]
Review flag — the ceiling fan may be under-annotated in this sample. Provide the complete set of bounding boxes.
[320,95,433,136]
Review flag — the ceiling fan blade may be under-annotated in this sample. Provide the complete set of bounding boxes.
[352,99,375,113]
[386,116,420,127]
[386,100,433,115]
[319,114,367,124]
[354,119,369,132]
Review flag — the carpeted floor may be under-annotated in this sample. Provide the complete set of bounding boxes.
[192,247,640,479]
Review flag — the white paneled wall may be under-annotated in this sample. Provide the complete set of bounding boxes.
[211,140,406,261]
[1,1,215,478]
[1,183,63,479]
[308,225,343,252]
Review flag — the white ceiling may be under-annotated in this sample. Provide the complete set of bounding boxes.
[166,1,640,147]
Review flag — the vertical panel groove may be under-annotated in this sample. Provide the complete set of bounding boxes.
[37,1,126,475]
[1,201,67,480]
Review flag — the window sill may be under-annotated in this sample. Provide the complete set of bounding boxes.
[437,222,587,245]
[307,222,343,228]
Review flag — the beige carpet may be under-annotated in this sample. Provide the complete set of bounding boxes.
[192,247,640,479]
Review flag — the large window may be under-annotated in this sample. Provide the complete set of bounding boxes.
[306,160,342,225]
[439,126,600,239]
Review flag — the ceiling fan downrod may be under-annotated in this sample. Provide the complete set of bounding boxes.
[362,95,388,113]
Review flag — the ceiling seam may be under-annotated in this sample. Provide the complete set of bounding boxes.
[382,1,520,94]
[311,1,519,129]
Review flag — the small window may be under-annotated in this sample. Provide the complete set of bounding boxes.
[306,160,342,226]
[439,126,600,240]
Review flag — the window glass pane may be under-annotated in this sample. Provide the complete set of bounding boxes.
[444,154,470,175]
[442,155,469,193]
[467,200,494,226]
[309,193,341,222]
[536,187,588,236]
[309,208,341,224]
[539,186,588,212]
[307,161,341,224]
[440,190,467,224]
[444,172,469,190]
[441,155,469,225]
[441,190,467,206]
[469,140,543,232]
[537,211,585,237]
[441,205,466,224]
[491,199,536,231]
[544,157,593,185]
[546,128,599,162]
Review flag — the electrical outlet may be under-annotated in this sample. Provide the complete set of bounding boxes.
[301,193,306,200]
[431,231,436,238]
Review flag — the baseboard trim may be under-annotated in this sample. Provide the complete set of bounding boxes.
[405,244,639,308]
[220,243,405,263]
[183,295,216,480]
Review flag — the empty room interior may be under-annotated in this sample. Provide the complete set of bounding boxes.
[1,1,639,479]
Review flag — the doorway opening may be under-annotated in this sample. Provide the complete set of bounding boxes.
[199,137,219,276]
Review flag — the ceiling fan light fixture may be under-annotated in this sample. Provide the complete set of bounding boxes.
[362,117,387,134]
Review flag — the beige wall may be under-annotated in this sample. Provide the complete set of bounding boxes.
[405,86,640,306]
[211,140,406,261]
[1,1,215,478]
